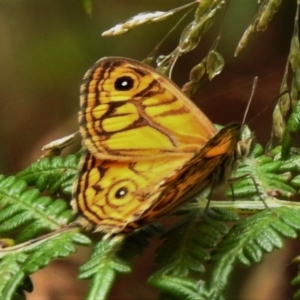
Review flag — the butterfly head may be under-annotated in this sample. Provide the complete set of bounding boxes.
[237,125,256,159]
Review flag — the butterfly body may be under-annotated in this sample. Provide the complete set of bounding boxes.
[72,57,250,234]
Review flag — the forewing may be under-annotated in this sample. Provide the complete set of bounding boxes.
[79,57,216,160]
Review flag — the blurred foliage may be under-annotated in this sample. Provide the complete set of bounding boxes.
[1,0,300,300]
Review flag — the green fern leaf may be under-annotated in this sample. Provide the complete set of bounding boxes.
[204,207,300,299]
[279,152,300,173]
[0,175,73,242]
[16,154,79,195]
[150,208,238,299]
[0,229,90,300]
[201,207,239,222]
[79,225,161,300]
[226,144,297,200]
[291,175,300,190]
[79,236,131,300]
[155,213,212,276]
[149,272,202,300]
[282,100,300,159]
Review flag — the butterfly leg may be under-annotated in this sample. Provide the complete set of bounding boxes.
[229,174,275,213]
[202,176,220,216]
[228,173,249,202]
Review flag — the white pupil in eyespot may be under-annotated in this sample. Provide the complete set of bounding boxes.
[115,187,128,199]
[119,189,126,196]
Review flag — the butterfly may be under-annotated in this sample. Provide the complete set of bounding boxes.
[71,57,253,235]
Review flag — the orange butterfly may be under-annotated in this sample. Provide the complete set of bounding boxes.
[72,57,251,235]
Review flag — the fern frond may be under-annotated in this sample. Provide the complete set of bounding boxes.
[0,175,73,242]
[149,272,201,300]
[155,214,211,275]
[282,100,300,159]
[78,224,161,300]
[226,144,297,200]
[16,154,80,195]
[0,229,90,300]
[204,207,300,299]
[279,151,300,173]
[79,236,131,300]
[149,208,239,299]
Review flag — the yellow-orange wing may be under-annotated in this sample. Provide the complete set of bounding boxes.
[72,124,245,234]
[135,123,244,226]
[72,152,192,234]
[79,57,216,160]
[73,57,250,235]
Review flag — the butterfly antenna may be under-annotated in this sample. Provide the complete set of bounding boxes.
[242,76,258,126]
[243,75,291,126]
[247,89,290,126]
